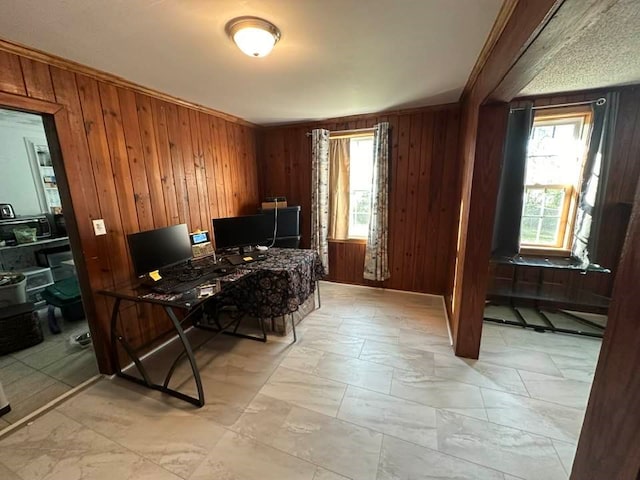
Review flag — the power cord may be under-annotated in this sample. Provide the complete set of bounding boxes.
[268,199,278,248]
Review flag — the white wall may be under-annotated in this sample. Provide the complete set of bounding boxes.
[0,113,48,216]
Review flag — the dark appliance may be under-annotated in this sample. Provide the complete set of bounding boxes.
[0,215,52,246]
[0,204,15,219]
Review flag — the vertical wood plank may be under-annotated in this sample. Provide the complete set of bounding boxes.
[19,57,55,101]
[135,93,168,228]
[117,88,155,232]
[0,51,25,94]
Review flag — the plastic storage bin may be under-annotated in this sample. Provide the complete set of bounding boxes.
[0,273,27,307]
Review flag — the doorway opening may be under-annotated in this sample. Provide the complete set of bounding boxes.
[0,107,98,427]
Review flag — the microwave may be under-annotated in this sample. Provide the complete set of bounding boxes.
[0,215,52,246]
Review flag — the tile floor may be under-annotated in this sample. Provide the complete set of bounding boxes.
[0,309,99,425]
[0,282,602,479]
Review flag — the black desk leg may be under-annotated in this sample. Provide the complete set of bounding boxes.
[291,313,297,342]
[163,306,205,406]
[109,298,205,407]
[316,280,321,309]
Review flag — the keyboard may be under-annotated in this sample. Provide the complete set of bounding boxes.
[152,269,231,294]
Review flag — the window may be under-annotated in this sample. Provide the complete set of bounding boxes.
[328,132,374,240]
[347,136,374,238]
[520,109,592,251]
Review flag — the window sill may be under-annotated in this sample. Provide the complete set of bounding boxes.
[519,246,572,257]
[328,238,367,245]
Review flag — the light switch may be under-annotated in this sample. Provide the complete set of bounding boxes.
[92,219,107,236]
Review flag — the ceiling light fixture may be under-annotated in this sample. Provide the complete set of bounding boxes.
[226,17,281,58]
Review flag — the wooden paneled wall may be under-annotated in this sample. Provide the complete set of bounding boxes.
[257,105,461,294]
[488,86,640,308]
[0,49,260,372]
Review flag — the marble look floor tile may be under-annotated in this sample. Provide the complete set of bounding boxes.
[338,321,400,344]
[391,368,485,409]
[481,388,585,443]
[518,370,592,408]
[314,466,351,479]
[0,417,10,429]
[378,435,505,480]
[0,410,182,480]
[338,386,438,449]
[297,329,365,357]
[553,440,577,475]
[2,370,58,405]
[0,355,17,369]
[2,381,70,424]
[271,404,382,480]
[232,394,383,480]
[17,340,81,370]
[259,366,347,416]
[57,379,226,478]
[396,329,452,352]
[41,348,99,387]
[359,340,435,375]
[549,353,597,383]
[442,408,488,421]
[498,329,601,361]
[479,344,563,376]
[436,410,567,480]
[0,360,37,386]
[0,462,20,480]
[190,430,317,480]
[281,346,394,393]
[434,354,529,395]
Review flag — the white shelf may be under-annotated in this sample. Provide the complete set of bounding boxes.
[0,236,69,251]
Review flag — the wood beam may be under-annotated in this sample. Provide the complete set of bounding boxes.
[490,0,622,102]
[570,174,640,478]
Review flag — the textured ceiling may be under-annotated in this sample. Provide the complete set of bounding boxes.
[0,0,502,125]
[521,0,640,96]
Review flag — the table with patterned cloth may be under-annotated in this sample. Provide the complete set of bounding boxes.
[219,248,325,319]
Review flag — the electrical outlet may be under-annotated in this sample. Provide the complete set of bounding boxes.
[92,219,107,236]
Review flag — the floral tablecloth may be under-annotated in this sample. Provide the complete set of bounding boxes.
[222,248,325,318]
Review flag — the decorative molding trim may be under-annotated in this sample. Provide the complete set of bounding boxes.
[461,0,519,101]
[0,37,255,127]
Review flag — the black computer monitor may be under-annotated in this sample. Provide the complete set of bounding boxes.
[127,224,193,276]
[212,214,272,251]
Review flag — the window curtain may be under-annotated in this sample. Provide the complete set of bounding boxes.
[329,138,351,240]
[364,122,390,281]
[491,102,534,256]
[572,92,619,266]
[311,129,330,273]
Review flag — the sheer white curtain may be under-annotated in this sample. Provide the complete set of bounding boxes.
[311,129,330,273]
[364,122,390,281]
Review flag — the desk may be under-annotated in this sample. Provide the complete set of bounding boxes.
[99,248,324,407]
[485,255,610,338]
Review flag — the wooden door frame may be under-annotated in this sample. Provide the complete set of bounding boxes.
[0,91,109,371]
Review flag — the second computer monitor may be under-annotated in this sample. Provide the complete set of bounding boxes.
[212,214,271,250]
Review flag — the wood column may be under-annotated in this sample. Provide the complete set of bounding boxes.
[451,103,509,357]
[570,181,640,478]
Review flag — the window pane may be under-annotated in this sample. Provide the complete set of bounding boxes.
[523,189,544,216]
[520,217,540,244]
[539,217,560,244]
[348,137,374,238]
[520,112,589,248]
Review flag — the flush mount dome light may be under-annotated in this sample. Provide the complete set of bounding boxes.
[226,17,281,57]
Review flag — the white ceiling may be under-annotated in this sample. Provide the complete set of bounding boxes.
[521,0,640,96]
[0,0,502,125]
